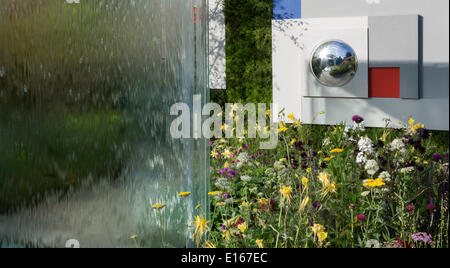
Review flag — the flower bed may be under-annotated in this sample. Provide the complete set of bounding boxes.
[207,111,449,248]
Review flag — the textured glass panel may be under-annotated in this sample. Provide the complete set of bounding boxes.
[0,0,208,248]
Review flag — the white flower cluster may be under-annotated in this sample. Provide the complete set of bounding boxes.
[273,160,285,170]
[356,136,375,165]
[240,175,252,182]
[224,198,234,204]
[390,138,407,154]
[237,152,249,168]
[214,178,232,192]
[364,159,379,176]
[358,136,374,154]
[356,152,368,164]
[351,121,366,132]
[400,166,415,174]
[322,137,331,147]
[379,171,391,182]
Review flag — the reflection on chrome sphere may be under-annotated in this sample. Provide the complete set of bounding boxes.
[311,41,358,87]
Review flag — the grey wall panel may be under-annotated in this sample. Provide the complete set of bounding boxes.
[301,97,449,131]
[369,15,420,99]
[295,0,449,130]
[301,0,449,100]
[299,17,369,98]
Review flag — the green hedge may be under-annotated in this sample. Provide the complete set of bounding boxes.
[214,0,273,106]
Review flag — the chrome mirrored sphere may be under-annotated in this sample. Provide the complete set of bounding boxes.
[310,41,358,87]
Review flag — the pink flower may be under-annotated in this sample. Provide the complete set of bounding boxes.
[411,232,434,244]
[352,115,364,124]
[356,214,366,222]
[406,205,415,212]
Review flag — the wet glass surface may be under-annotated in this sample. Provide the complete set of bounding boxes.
[0,0,208,248]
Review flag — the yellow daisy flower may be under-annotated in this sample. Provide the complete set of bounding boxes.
[237,223,247,233]
[301,177,309,188]
[299,196,310,212]
[363,178,386,188]
[256,239,264,248]
[259,198,267,205]
[288,113,295,121]
[280,185,293,205]
[193,216,210,247]
[152,203,166,210]
[177,192,191,197]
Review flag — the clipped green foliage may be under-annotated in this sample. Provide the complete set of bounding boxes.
[220,0,273,105]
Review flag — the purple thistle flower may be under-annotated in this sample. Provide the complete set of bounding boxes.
[249,155,255,159]
[352,115,364,124]
[427,203,436,211]
[417,128,430,139]
[258,152,263,157]
[433,153,443,161]
[312,201,321,209]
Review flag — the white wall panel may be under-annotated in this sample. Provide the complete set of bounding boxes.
[209,0,226,89]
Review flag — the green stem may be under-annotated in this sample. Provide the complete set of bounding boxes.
[275,205,283,248]
[284,206,289,248]
[158,210,165,248]
[350,208,354,248]
[184,199,189,248]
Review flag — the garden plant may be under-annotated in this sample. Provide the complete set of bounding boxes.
[203,110,449,248]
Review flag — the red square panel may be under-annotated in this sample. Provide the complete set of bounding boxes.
[369,68,400,98]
